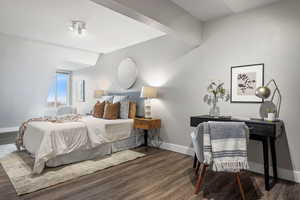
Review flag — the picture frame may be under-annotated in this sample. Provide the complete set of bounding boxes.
[77,80,86,102]
[230,64,264,103]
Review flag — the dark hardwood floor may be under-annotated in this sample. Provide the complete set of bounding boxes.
[0,147,299,200]
[0,132,17,145]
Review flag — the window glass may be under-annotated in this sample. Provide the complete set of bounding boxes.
[47,72,71,107]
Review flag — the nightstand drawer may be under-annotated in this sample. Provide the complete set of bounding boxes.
[134,118,161,130]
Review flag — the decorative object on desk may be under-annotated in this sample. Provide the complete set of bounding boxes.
[203,80,229,117]
[255,79,282,119]
[259,101,277,119]
[231,64,264,103]
[141,86,158,119]
[94,90,104,99]
[267,112,276,121]
[117,57,138,89]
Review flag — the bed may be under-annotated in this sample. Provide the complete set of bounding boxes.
[20,91,145,174]
[22,116,143,174]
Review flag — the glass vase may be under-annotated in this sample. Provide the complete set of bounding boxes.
[209,98,220,117]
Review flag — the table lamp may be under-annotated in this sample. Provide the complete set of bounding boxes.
[94,90,104,99]
[141,86,157,119]
[255,79,282,118]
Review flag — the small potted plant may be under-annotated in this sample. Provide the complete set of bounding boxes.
[203,80,229,117]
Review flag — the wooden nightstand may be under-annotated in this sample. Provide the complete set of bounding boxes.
[134,118,161,147]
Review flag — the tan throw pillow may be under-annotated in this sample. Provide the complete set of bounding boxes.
[103,102,120,120]
[128,102,137,119]
[93,101,105,118]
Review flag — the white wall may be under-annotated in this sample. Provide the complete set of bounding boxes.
[74,0,300,173]
[0,34,99,128]
[72,69,99,115]
[72,35,193,114]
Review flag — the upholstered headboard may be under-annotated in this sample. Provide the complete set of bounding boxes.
[106,91,144,117]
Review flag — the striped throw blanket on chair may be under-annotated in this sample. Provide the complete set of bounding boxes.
[201,121,249,172]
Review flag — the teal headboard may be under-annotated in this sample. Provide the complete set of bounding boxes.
[106,91,144,117]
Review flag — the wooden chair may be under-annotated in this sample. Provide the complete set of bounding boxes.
[191,130,246,200]
[193,161,246,200]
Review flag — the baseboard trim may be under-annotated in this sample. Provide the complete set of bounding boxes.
[157,141,300,183]
[247,161,300,183]
[159,142,194,156]
[0,127,18,134]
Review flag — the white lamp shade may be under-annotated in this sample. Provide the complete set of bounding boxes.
[141,86,157,98]
[94,90,104,98]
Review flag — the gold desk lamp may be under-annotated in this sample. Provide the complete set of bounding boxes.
[255,79,282,119]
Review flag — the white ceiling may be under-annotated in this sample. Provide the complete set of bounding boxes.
[171,0,282,21]
[0,0,165,54]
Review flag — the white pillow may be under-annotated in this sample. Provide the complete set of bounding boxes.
[57,106,77,116]
[120,101,130,119]
[44,108,57,118]
[113,95,128,103]
[99,96,114,103]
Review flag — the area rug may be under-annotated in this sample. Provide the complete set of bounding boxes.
[0,150,145,195]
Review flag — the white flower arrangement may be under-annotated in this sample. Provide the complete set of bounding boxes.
[203,80,229,106]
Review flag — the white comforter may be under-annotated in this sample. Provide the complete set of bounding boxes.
[23,116,133,174]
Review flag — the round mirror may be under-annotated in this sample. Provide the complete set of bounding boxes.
[117,58,138,89]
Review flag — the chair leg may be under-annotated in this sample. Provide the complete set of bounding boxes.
[195,161,201,175]
[193,153,197,168]
[235,173,246,200]
[194,164,208,194]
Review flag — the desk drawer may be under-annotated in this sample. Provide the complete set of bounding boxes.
[134,120,150,129]
[134,119,161,130]
[190,116,282,138]
[247,123,275,137]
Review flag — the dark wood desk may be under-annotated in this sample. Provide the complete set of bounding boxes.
[190,115,284,191]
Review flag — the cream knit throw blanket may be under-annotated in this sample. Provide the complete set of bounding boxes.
[203,121,249,172]
[16,114,82,151]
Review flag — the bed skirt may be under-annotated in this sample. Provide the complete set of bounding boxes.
[46,134,144,167]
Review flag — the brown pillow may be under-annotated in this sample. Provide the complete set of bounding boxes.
[103,102,120,120]
[93,101,105,118]
[128,102,137,119]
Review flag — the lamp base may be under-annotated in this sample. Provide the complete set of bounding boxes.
[144,99,152,119]
[144,109,152,119]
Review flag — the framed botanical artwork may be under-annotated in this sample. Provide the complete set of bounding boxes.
[230,64,264,103]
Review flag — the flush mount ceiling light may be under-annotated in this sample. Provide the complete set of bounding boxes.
[69,20,87,36]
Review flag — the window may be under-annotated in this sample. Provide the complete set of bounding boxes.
[47,71,72,107]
